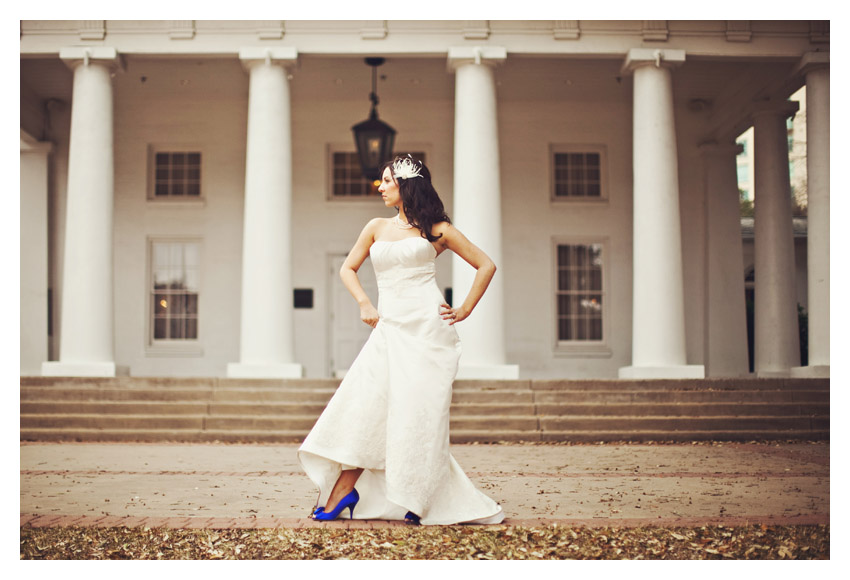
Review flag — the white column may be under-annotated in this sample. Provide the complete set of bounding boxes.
[21,133,52,376]
[447,47,518,380]
[701,142,749,377]
[618,49,704,379]
[43,47,120,377]
[793,54,829,377]
[227,48,302,379]
[752,101,801,376]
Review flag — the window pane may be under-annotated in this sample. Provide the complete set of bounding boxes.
[154,294,168,315]
[577,273,588,290]
[558,318,571,341]
[589,269,602,291]
[183,244,199,267]
[556,294,569,316]
[575,246,586,266]
[151,241,200,342]
[589,318,602,340]
[553,150,603,199]
[558,269,569,291]
[558,245,570,267]
[556,243,604,342]
[170,318,184,339]
[166,245,181,267]
[154,318,167,339]
[152,151,202,199]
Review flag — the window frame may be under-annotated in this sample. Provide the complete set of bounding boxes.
[145,237,203,356]
[146,144,206,205]
[549,143,609,203]
[552,237,612,357]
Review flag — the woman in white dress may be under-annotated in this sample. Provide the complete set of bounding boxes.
[298,155,505,525]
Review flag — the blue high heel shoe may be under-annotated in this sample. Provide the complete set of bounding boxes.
[313,489,359,521]
[404,511,421,525]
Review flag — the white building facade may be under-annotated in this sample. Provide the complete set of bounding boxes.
[19,20,830,380]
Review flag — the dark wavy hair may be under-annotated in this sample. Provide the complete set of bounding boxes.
[381,155,451,242]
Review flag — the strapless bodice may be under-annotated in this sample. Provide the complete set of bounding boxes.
[369,236,437,291]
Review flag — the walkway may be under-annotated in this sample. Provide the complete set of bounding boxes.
[20,441,829,529]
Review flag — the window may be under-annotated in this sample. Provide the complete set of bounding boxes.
[150,241,200,342]
[148,147,202,200]
[330,148,426,198]
[551,145,606,200]
[556,243,604,342]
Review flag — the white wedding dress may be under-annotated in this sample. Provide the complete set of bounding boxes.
[298,235,504,525]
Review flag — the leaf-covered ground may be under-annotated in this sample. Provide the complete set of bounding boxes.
[21,524,828,560]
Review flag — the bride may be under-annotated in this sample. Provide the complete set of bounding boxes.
[297,155,505,525]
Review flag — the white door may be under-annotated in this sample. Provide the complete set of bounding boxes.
[329,254,378,377]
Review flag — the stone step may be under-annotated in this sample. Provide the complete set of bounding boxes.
[19,377,829,443]
[20,386,829,406]
[18,428,308,444]
[451,429,831,443]
[21,414,206,430]
[531,390,829,404]
[20,386,337,403]
[527,378,830,391]
[20,376,830,391]
[18,426,830,445]
[21,412,827,434]
[534,402,829,417]
[20,399,829,419]
[539,415,829,432]
[20,400,540,417]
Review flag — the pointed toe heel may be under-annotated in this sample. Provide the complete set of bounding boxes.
[313,489,360,521]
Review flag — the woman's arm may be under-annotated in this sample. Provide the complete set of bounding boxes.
[434,223,496,325]
[340,218,383,328]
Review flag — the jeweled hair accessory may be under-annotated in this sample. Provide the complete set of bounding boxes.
[392,155,423,180]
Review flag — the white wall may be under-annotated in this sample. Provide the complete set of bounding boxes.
[112,59,247,376]
[499,97,634,378]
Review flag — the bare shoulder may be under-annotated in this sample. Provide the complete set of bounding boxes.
[362,217,390,239]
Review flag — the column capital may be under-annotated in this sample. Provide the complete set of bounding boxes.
[792,51,829,77]
[621,48,685,75]
[239,46,298,71]
[751,99,799,120]
[447,46,506,71]
[59,46,124,72]
[698,140,744,157]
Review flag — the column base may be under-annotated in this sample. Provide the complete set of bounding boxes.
[226,362,303,379]
[618,365,705,379]
[790,365,830,378]
[456,364,520,380]
[42,361,116,377]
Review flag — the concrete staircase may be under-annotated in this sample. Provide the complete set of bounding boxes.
[20,377,829,443]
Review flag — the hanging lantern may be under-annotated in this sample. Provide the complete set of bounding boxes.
[352,57,396,182]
